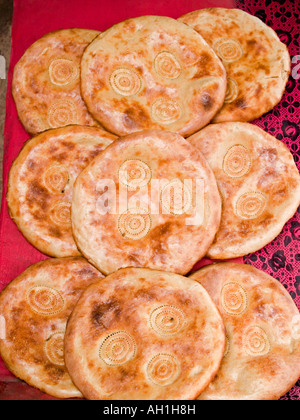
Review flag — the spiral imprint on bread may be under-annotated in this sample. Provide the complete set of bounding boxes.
[214,38,243,63]
[44,332,65,366]
[49,59,79,86]
[224,77,239,103]
[27,286,64,316]
[47,99,78,128]
[99,331,136,366]
[221,282,248,316]
[160,179,192,215]
[151,98,182,125]
[154,51,181,80]
[235,191,267,220]
[50,201,72,226]
[109,67,142,96]
[43,165,69,194]
[118,208,152,240]
[243,325,270,357]
[119,160,152,189]
[222,145,251,178]
[150,305,185,337]
[146,353,180,386]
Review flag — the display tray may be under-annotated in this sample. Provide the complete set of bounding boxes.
[0,0,299,400]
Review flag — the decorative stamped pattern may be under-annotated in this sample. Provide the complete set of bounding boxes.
[44,332,65,366]
[99,331,136,366]
[43,164,69,194]
[48,59,79,86]
[222,144,252,178]
[149,305,185,337]
[151,98,182,125]
[119,160,152,189]
[243,325,271,357]
[224,77,239,103]
[160,179,192,215]
[50,201,72,226]
[221,282,248,316]
[146,353,180,386]
[47,99,78,128]
[213,38,244,63]
[109,67,142,96]
[235,191,267,220]
[154,51,182,80]
[26,286,65,316]
[118,208,152,240]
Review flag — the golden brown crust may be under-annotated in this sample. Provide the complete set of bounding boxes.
[81,15,226,137]
[0,257,104,399]
[7,125,117,258]
[12,28,101,135]
[187,122,300,259]
[64,267,225,400]
[178,8,291,122]
[189,262,300,400]
[71,129,222,275]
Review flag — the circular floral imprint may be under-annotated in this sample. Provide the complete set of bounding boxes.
[119,160,152,189]
[160,179,192,215]
[146,353,180,386]
[243,325,271,357]
[47,99,78,128]
[44,332,65,366]
[151,98,182,125]
[214,38,243,63]
[224,77,239,103]
[48,59,79,86]
[149,305,185,337]
[221,282,248,316]
[223,145,251,178]
[235,191,267,219]
[26,286,65,316]
[99,331,136,366]
[109,68,142,97]
[118,208,152,240]
[43,165,69,194]
[154,51,181,80]
[50,201,72,226]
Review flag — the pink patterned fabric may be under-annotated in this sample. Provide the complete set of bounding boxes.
[236,0,300,401]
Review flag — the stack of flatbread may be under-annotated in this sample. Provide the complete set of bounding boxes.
[1,8,300,400]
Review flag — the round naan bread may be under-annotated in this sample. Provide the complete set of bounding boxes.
[72,129,221,275]
[189,262,300,400]
[12,28,101,135]
[179,8,291,123]
[7,125,116,258]
[81,15,226,137]
[188,122,300,259]
[64,267,225,400]
[0,257,104,399]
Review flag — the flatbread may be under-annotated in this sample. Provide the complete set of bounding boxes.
[81,15,226,137]
[7,125,116,258]
[12,28,101,135]
[71,129,221,275]
[0,257,104,399]
[179,8,291,123]
[188,122,300,259]
[189,262,300,400]
[64,267,225,400]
